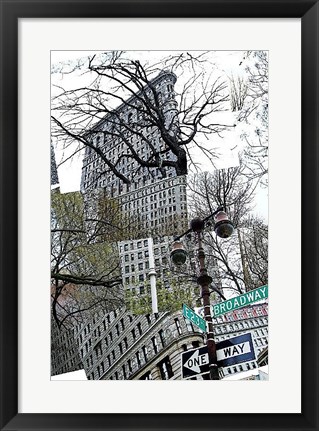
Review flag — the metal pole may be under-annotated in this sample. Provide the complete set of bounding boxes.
[148,237,158,314]
[196,231,219,380]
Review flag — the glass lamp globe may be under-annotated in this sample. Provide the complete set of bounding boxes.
[214,211,234,238]
[170,241,187,266]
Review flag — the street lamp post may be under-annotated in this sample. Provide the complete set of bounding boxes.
[170,207,234,380]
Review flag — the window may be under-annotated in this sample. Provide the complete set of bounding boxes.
[151,336,159,353]
[120,318,125,331]
[137,322,142,335]
[131,329,136,341]
[123,337,128,350]
[142,345,148,362]
[174,318,182,335]
[185,319,194,332]
[159,329,165,346]
[122,365,127,379]
[94,342,102,358]
[140,371,152,380]
[136,351,141,367]
[158,356,174,380]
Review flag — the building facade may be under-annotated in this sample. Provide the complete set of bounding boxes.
[69,301,268,380]
[51,69,268,381]
[80,70,179,195]
[213,301,268,377]
[73,309,206,380]
[51,319,83,376]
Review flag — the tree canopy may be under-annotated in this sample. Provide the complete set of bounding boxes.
[51,51,235,187]
[51,190,131,328]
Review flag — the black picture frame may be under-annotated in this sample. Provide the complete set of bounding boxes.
[1,1,318,430]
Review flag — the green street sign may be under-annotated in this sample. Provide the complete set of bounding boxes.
[213,285,268,317]
[183,304,206,332]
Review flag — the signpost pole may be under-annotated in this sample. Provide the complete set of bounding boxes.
[196,231,219,381]
[173,210,233,381]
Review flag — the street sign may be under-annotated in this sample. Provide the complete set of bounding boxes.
[182,304,206,332]
[181,346,209,379]
[213,285,268,317]
[216,333,255,367]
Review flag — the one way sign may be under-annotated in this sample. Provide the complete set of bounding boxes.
[216,333,255,367]
[181,346,210,379]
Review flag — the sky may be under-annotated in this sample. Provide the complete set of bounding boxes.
[51,50,268,219]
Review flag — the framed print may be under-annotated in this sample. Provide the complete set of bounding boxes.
[0,0,318,430]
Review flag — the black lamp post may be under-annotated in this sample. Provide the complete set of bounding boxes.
[170,207,233,380]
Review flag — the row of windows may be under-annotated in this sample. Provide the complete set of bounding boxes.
[83,313,157,371]
[53,362,80,375]
[121,180,186,204]
[254,337,268,347]
[52,352,78,367]
[214,313,267,328]
[119,235,174,254]
[87,318,184,380]
[214,318,268,335]
[123,199,179,214]
[77,310,127,344]
[82,166,177,193]
[226,362,257,375]
[122,187,177,205]
[119,178,185,204]
[216,305,268,323]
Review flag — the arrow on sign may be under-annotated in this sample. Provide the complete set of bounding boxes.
[184,349,209,374]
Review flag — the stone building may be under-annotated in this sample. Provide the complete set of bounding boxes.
[80,70,179,195]
[51,319,83,376]
[52,70,198,380]
[213,301,268,377]
[69,301,268,380]
[51,69,268,381]
[80,69,189,298]
[73,308,206,380]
